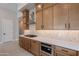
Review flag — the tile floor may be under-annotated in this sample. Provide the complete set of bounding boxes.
[0,41,33,56]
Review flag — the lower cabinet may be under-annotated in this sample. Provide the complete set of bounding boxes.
[54,46,77,56]
[78,52,79,56]
[24,38,31,51]
[19,37,40,56]
[19,37,79,56]
[19,37,25,48]
[40,51,49,56]
[30,40,40,56]
[19,37,31,51]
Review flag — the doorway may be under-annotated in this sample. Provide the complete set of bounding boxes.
[1,19,13,43]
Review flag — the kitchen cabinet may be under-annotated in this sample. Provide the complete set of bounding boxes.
[43,3,53,9]
[54,4,68,30]
[78,52,79,56]
[19,9,29,34]
[30,40,40,56]
[54,4,79,30]
[36,11,43,30]
[19,37,25,48]
[40,51,49,56]
[19,37,31,51]
[36,4,54,30]
[24,38,31,51]
[54,46,77,56]
[68,4,79,30]
[36,4,43,12]
[43,5,54,30]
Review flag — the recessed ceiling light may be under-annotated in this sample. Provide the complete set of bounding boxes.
[37,4,42,8]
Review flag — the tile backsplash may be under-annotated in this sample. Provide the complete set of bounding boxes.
[24,30,79,42]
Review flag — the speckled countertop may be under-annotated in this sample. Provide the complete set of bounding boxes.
[20,35,79,51]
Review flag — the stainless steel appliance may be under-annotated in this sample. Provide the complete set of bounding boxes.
[40,42,53,56]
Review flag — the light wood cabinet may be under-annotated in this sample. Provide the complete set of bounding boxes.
[43,3,53,9]
[24,38,31,51]
[55,52,69,56]
[40,51,48,56]
[54,4,68,30]
[19,37,31,51]
[36,4,43,12]
[78,52,79,56]
[30,40,40,56]
[54,3,79,30]
[19,37,25,48]
[54,46,77,56]
[68,4,79,30]
[36,3,54,30]
[43,6,54,30]
[36,11,43,30]
[19,9,29,34]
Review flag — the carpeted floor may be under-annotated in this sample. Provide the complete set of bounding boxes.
[0,41,33,56]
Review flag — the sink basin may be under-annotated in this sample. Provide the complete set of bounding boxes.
[24,34,37,37]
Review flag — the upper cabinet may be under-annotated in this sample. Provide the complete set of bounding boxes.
[36,4,43,30]
[36,3,79,30]
[19,9,29,34]
[54,3,79,30]
[68,4,79,30]
[36,10,43,30]
[43,4,54,30]
[54,4,68,30]
[36,3,54,30]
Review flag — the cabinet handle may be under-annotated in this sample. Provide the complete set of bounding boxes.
[65,24,66,28]
[68,23,70,29]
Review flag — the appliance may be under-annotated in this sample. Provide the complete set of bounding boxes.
[40,42,53,56]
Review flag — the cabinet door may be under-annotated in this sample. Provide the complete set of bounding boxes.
[19,37,25,48]
[43,6,53,30]
[78,52,79,56]
[31,40,40,56]
[24,38,31,51]
[36,11,43,30]
[54,4,68,30]
[19,37,23,48]
[69,4,79,30]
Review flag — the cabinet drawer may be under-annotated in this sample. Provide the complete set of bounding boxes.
[55,52,69,56]
[31,40,40,45]
[55,46,76,56]
[31,40,40,56]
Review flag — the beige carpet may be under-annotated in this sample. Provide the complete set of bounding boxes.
[0,41,33,56]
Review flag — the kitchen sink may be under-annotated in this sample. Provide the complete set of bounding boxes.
[24,34,37,37]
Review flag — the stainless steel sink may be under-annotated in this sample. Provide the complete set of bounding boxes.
[24,34,37,37]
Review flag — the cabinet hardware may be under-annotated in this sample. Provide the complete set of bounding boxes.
[68,23,70,29]
[65,24,66,28]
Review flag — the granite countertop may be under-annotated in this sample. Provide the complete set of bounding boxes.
[20,35,79,51]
